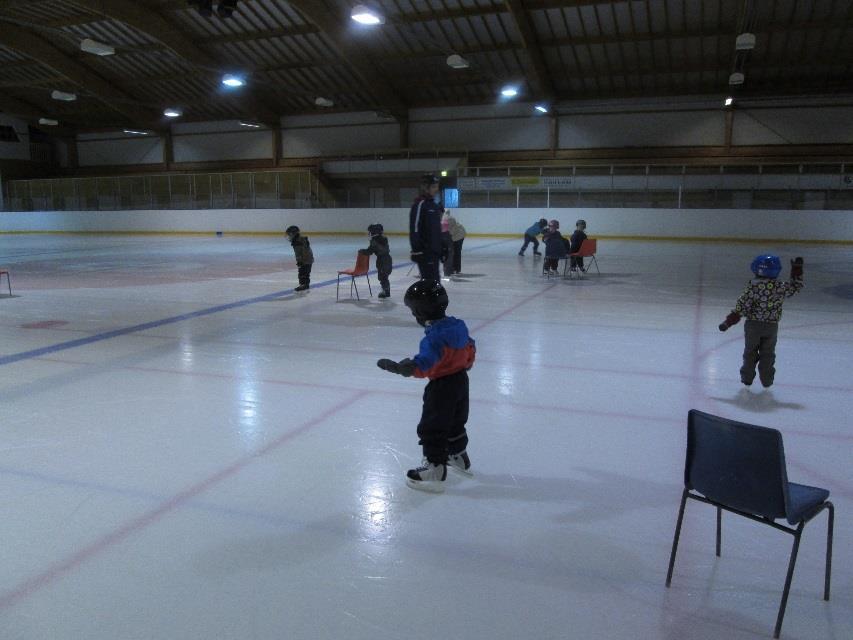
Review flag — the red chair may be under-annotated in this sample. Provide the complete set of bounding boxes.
[337,253,372,300]
[0,268,10,297]
[568,238,599,278]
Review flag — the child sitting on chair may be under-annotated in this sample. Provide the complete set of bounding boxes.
[542,219,567,276]
[359,223,392,298]
[569,219,588,272]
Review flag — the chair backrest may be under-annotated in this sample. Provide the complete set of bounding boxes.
[685,409,788,520]
[352,252,371,274]
[577,238,597,256]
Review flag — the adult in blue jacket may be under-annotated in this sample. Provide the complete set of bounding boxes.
[409,174,443,281]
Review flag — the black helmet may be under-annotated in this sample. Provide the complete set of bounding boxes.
[367,223,384,235]
[539,218,547,226]
[575,219,586,229]
[404,280,448,326]
[421,173,440,187]
[285,225,299,236]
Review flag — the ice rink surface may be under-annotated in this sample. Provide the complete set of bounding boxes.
[0,233,851,640]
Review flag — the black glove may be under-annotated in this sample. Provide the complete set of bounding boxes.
[791,257,803,279]
[376,358,416,377]
[718,312,741,332]
[410,251,423,263]
[296,262,303,268]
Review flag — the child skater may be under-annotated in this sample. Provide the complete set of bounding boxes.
[542,219,567,276]
[568,219,588,272]
[359,223,392,298]
[376,280,476,492]
[519,218,547,256]
[285,225,313,291]
[718,255,804,388]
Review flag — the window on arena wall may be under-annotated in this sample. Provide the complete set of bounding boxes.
[0,125,21,142]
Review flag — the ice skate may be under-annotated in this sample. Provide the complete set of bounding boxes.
[533,251,542,256]
[447,451,473,477]
[294,283,309,292]
[378,289,390,299]
[406,462,447,493]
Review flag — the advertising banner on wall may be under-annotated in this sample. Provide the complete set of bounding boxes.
[457,176,573,190]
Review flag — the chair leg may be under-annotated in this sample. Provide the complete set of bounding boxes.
[336,274,340,301]
[716,507,722,557]
[666,489,689,587]
[366,274,372,296]
[824,502,834,600]
[774,525,804,639]
[2,272,9,296]
[351,276,359,300]
[591,255,600,274]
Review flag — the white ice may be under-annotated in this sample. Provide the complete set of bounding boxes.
[0,233,851,640]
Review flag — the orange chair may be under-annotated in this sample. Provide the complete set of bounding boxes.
[0,268,10,297]
[568,238,599,278]
[337,253,373,300]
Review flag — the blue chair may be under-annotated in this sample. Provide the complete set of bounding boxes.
[666,410,834,638]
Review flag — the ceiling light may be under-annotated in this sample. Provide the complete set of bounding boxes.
[724,97,734,107]
[123,129,149,135]
[351,4,384,25]
[501,86,519,98]
[239,121,261,128]
[446,54,469,70]
[441,170,448,177]
[728,72,745,85]
[315,96,334,107]
[38,118,59,126]
[222,74,245,87]
[164,107,183,118]
[80,38,115,56]
[735,33,756,51]
[51,90,77,102]
[534,104,549,114]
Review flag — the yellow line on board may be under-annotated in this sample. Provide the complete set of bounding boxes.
[1,230,851,245]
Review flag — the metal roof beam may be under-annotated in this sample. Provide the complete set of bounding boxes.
[503,0,555,100]
[286,0,408,118]
[0,26,159,127]
[65,0,281,125]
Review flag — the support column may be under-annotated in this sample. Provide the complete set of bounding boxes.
[724,110,734,152]
[272,126,282,168]
[163,130,174,171]
[549,115,559,158]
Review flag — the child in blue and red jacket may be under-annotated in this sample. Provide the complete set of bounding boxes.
[376,280,476,492]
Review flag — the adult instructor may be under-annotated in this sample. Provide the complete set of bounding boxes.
[409,173,443,282]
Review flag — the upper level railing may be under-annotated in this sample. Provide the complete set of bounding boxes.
[3,168,337,212]
[3,162,853,211]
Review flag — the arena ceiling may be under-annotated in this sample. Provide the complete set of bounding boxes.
[0,0,851,132]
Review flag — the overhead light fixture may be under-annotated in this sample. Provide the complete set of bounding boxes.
[123,129,149,135]
[501,86,519,98]
[51,90,77,102]
[440,170,448,177]
[446,54,469,70]
[351,4,384,25]
[80,38,115,56]
[222,74,245,87]
[728,72,745,85]
[735,32,756,51]
[38,118,59,126]
[217,0,238,18]
[239,121,261,128]
[163,107,183,118]
[534,104,549,114]
[724,97,734,107]
[315,96,334,107]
